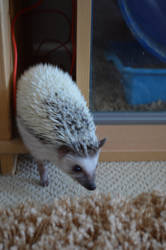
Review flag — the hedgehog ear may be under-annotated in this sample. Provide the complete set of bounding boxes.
[58,145,73,158]
[98,138,107,149]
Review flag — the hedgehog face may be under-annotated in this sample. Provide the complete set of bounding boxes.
[56,138,106,190]
[58,151,100,191]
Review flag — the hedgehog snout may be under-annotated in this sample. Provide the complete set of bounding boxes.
[81,179,96,191]
[75,174,96,191]
[85,182,96,191]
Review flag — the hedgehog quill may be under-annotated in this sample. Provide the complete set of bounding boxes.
[17,64,106,190]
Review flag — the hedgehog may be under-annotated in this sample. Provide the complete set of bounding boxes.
[16,64,106,190]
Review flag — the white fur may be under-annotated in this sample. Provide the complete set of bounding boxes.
[17,118,57,162]
[61,151,100,176]
[17,64,98,153]
[72,153,99,177]
[18,116,99,182]
[16,64,100,189]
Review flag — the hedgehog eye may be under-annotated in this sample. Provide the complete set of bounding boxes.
[73,165,82,172]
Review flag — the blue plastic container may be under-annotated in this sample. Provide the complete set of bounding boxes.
[106,41,166,105]
[118,0,166,62]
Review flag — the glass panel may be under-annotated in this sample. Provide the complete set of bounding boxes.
[91,0,166,114]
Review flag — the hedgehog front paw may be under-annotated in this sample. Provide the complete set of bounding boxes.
[40,178,49,187]
[37,161,49,187]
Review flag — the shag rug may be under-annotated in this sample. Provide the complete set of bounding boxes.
[0,191,166,249]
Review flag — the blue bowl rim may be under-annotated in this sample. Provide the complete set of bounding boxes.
[118,0,166,63]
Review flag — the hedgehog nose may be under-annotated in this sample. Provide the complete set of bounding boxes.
[86,183,96,191]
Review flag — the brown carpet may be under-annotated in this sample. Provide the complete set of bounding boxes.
[0,191,166,249]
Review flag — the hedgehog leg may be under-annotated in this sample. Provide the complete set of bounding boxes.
[37,161,49,187]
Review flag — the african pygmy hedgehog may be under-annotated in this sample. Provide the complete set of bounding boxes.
[16,64,106,190]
